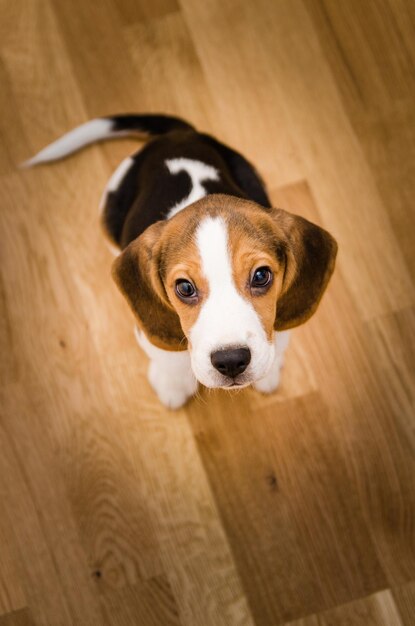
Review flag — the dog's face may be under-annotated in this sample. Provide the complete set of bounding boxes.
[112,195,337,388]
[162,212,284,388]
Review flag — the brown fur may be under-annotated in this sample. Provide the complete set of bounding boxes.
[267,208,338,330]
[112,221,187,351]
[163,241,207,347]
[226,214,284,341]
[112,195,337,349]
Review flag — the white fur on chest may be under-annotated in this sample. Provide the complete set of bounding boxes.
[165,158,219,218]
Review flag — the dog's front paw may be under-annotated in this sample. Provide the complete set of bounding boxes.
[148,362,198,409]
[253,357,283,394]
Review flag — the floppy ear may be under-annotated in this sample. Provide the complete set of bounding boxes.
[272,208,338,330]
[112,222,187,351]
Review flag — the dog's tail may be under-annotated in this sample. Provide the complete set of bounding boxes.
[20,114,194,168]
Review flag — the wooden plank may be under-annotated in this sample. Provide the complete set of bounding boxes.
[114,0,179,25]
[392,580,415,626]
[0,164,164,590]
[0,609,36,626]
[306,0,415,277]
[124,11,216,131]
[0,420,105,626]
[0,504,26,616]
[272,182,415,587]
[0,60,28,175]
[128,417,255,626]
[189,385,386,625]
[285,589,404,626]
[178,1,304,189]
[100,575,181,626]
[49,0,138,116]
[0,0,87,165]
[365,308,415,455]
[304,0,415,111]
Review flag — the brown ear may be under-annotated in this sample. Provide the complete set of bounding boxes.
[272,208,338,330]
[112,222,186,350]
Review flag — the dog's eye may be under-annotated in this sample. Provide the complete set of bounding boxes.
[251,267,273,288]
[175,279,197,300]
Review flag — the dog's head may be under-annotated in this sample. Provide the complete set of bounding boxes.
[112,195,337,388]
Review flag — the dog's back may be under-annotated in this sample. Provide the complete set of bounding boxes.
[101,128,250,249]
[22,113,271,250]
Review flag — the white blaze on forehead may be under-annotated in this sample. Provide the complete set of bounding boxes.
[196,216,234,293]
[165,158,219,218]
[188,216,274,387]
[191,217,267,348]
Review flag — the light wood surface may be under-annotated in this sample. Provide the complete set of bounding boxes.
[1,1,414,625]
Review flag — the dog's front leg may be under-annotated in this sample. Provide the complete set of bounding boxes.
[253,330,291,394]
[134,327,198,409]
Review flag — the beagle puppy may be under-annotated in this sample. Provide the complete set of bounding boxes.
[23,114,337,408]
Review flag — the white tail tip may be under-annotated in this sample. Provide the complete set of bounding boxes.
[19,118,115,169]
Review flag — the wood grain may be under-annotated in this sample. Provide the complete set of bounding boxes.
[0,0,414,624]
[99,575,181,626]
[306,0,415,277]
[392,581,415,626]
[286,589,404,626]
[0,609,36,626]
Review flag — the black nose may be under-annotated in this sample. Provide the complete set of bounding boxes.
[210,347,251,378]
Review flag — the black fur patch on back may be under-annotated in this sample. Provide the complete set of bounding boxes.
[101,128,271,248]
[102,152,143,245]
[110,114,194,135]
[200,134,272,208]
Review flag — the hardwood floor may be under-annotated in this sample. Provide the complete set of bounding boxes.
[0,1,414,624]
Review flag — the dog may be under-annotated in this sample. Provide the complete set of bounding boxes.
[22,114,337,408]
